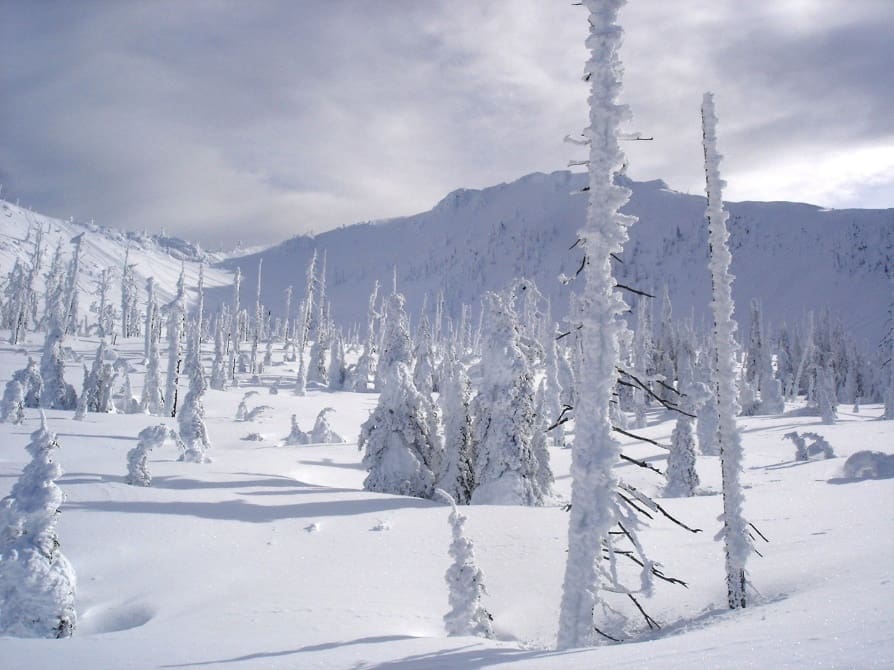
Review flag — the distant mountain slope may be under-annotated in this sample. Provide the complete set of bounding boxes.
[0,199,233,312]
[218,171,893,345]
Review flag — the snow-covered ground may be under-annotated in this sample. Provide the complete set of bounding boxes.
[1,333,892,669]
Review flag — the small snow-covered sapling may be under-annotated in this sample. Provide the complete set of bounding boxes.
[310,407,345,444]
[436,489,494,639]
[126,424,175,486]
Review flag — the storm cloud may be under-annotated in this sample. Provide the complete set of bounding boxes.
[2,0,892,247]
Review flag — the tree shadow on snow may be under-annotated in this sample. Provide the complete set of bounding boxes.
[363,644,581,670]
[160,634,416,667]
[59,472,127,485]
[67,493,438,523]
[298,457,366,471]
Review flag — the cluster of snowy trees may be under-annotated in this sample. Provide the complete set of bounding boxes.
[358,284,557,507]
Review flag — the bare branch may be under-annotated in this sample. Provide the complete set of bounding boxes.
[619,453,664,475]
[628,593,660,629]
[613,425,669,450]
[615,283,655,298]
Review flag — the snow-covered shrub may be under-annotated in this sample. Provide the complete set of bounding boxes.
[437,490,494,639]
[0,413,76,638]
[783,431,835,462]
[842,451,894,479]
[283,414,310,446]
[310,408,345,444]
[241,432,264,442]
[126,424,174,486]
[39,327,77,410]
[0,380,25,424]
[3,358,43,413]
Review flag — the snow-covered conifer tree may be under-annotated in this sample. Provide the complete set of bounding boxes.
[43,242,66,334]
[39,326,77,410]
[177,325,212,463]
[664,336,700,497]
[817,363,838,425]
[63,233,83,336]
[557,1,638,647]
[437,345,476,504]
[471,292,546,506]
[4,358,43,411]
[358,291,438,498]
[701,91,751,609]
[327,331,347,391]
[140,279,165,415]
[413,315,436,396]
[354,281,381,392]
[111,358,138,414]
[438,490,494,639]
[0,413,76,638]
[210,317,228,391]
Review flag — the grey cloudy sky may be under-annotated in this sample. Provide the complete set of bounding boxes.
[2,1,892,248]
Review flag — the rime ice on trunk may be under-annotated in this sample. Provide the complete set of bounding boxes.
[127,424,173,486]
[557,0,636,649]
[164,269,186,418]
[701,92,751,609]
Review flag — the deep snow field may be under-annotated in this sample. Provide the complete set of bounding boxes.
[1,333,892,670]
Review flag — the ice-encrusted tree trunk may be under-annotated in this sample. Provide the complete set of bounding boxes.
[228,268,242,382]
[143,277,156,362]
[249,258,262,375]
[702,91,751,610]
[557,0,637,649]
[163,268,186,418]
[543,324,566,446]
[438,490,494,639]
[0,413,76,638]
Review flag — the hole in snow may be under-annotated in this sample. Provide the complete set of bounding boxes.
[79,602,155,634]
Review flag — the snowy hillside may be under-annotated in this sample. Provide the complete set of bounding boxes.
[1,334,892,668]
[0,199,233,308]
[217,171,893,345]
